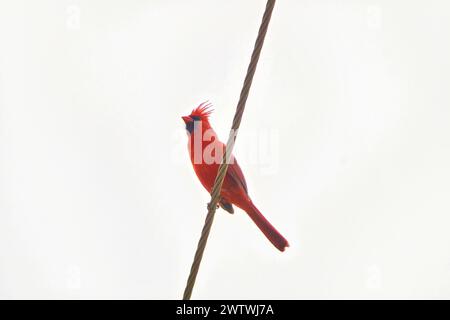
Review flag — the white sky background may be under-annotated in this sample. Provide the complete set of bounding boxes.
[1,0,450,299]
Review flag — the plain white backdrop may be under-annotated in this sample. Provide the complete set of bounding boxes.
[1,0,450,299]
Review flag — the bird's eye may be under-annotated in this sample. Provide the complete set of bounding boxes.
[191,116,201,121]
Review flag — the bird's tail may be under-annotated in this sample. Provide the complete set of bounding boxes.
[242,201,289,252]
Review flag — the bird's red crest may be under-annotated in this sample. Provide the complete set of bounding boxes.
[190,101,214,120]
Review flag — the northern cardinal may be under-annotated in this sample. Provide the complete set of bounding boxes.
[182,102,289,252]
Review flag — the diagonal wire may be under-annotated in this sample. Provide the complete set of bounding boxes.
[182,0,277,300]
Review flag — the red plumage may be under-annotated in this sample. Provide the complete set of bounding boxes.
[189,101,214,120]
[182,102,289,252]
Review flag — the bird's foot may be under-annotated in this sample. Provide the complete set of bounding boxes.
[207,202,220,211]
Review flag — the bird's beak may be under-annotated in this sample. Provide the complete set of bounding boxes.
[181,116,191,124]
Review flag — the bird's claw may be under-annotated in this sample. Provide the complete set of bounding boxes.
[207,202,219,211]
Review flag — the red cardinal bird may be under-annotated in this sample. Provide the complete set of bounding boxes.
[182,102,289,252]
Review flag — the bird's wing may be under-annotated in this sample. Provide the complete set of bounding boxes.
[226,156,248,195]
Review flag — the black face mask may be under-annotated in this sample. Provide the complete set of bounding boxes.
[186,121,195,133]
[186,116,201,134]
